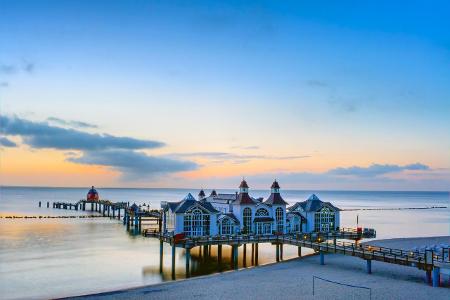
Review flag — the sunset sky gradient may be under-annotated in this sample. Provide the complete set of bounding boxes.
[1,1,449,190]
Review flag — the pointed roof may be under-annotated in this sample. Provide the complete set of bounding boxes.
[210,190,217,197]
[239,179,249,189]
[271,180,280,189]
[288,194,340,212]
[264,193,288,205]
[265,180,288,205]
[237,192,257,205]
[198,189,206,197]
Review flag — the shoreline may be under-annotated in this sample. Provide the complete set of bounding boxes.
[66,236,450,299]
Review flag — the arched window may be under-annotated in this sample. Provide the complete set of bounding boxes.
[256,208,269,216]
[220,218,233,235]
[243,207,252,233]
[275,207,284,233]
[314,207,335,232]
[183,208,210,236]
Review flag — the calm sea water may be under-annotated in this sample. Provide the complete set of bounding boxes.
[0,187,448,299]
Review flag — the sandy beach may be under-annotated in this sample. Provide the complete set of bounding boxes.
[70,236,450,300]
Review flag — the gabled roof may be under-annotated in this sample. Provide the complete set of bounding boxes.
[210,190,217,197]
[198,189,205,197]
[264,193,288,206]
[288,194,340,213]
[287,211,307,222]
[164,193,219,214]
[218,213,240,224]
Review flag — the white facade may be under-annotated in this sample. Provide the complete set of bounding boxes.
[161,184,341,237]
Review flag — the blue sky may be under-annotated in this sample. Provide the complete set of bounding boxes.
[1,1,449,190]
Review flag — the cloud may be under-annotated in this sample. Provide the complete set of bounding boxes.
[0,115,164,150]
[0,64,15,74]
[0,81,8,87]
[47,117,98,129]
[0,137,16,147]
[68,150,198,180]
[0,61,36,74]
[306,80,328,88]
[171,152,310,163]
[327,163,430,177]
[231,145,260,150]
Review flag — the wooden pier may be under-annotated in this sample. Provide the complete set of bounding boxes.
[144,229,449,287]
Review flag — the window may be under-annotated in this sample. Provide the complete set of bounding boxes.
[183,208,210,236]
[220,218,233,235]
[276,207,284,233]
[243,208,252,233]
[314,207,335,232]
[256,208,269,216]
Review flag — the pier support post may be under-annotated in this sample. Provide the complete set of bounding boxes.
[138,216,142,232]
[255,243,259,265]
[320,252,325,265]
[276,243,280,262]
[203,245,208,259]
[218,245,222,269]
[134,215,139,228]
[233,245,238,269]
[243,244,247,267]
[426,270,432,285]
[171,244,176,280]
[298,246,302,257]
[185,248,191,278]
[47,201,49,208]
[159,241,164,273]
[280,244,284,260]
[366,259,372,274]
[251,243,255,265]
[432,267,440,287]
[112,208,115,218]
[39,201,41,207]
[118,209,121,220]
[107,206,110,217]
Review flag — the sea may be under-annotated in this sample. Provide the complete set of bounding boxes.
[0,187,448,299]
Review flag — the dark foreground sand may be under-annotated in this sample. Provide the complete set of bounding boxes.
[70,237,450,300]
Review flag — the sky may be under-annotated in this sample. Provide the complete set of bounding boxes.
[1,0,449,190]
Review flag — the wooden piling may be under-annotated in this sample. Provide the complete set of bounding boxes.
[159,240,164,273]
[243,244,247,266]
[171,244,176,280]
[185,248,191,278]
[276,244,280,262]
[218,245,222,268]
[298,246,302,257]
[39,201,41,207]
[280,243,284,260]
[255,243,259,265]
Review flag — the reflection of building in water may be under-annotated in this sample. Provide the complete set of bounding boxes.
[161,180,340,237]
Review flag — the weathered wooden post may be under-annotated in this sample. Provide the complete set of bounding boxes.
[255,243,259,265]
[232,245,238,269]
[203,245,208,259]
[112,208,115,218]
[159,240,164,273]
[218,244,222,267]
[39,201,41,207]
[251,243,255,265]
[172,244,176,280]
[138,216,142,232]
[298,246,302,257]
[280,244,284,260]
[366,259,372,274]
[185,248,191,278]
[47,201,49,208]
[432,267,440,287]
[243,244,247,267]
[107,206,110,217]
[276,243,280,262]
[118,208,121,220]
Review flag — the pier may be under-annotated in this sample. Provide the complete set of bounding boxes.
[48,197,449,288]
[144,229,449,287]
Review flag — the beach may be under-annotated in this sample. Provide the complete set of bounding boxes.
[70,236,450,300]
